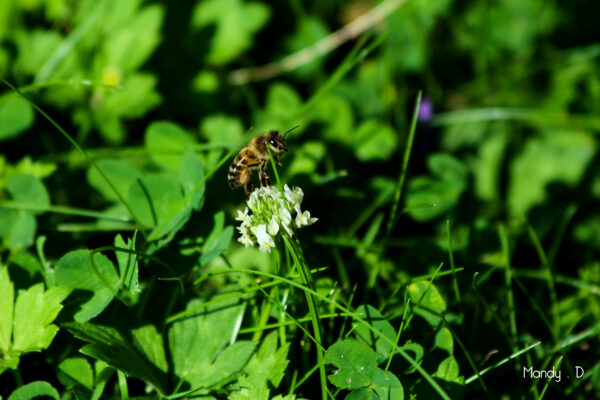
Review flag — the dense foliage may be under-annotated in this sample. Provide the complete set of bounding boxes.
[1,0,599,399]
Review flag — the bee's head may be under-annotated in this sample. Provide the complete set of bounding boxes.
[267,130,287,154]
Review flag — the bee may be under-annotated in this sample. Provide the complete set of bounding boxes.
[228,126,298,196]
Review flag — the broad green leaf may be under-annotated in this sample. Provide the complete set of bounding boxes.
[12,284,70,352]
[371,367,404,400]
[94,73,161,143]
[434,327,454,354]
[201,211,233,266]
[87,159,142,203]
[57,357,94,399]
[311,93,354,144]
[169,297,255,389]
[470,126,508,202]
[200,114,244,144]
[58,357,94,388]
[192,0,270,65]
[10,253,42,280]
[233,331,290,396]
[54,250,119,322]
[63,322,168,395]
[406,153,468,221]
[285,17,329,77]
[324,340,378,390]
[407,281,447,327]
[145,121,195,172]
[14,29,63,76]
[285,141,326,177]
[6,174,50,214]
[346,389,379,400]
[259,83,303,130]
[114,234,139,297]
[7,381,59,400]
[148,208,192,242]
[101,4,163,72]
[131,324,168,373]
[0,94,34,141]
[353,305,396,363]
[179,151,205,210]
[508,129,595,215]
[353,120,398,162]
[7,211,36,253]
[434,356,462,383]
[0,267,14,352]
[127,175,184,228]
[199,114,244,171]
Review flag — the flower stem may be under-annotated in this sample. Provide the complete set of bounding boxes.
[282,235,328,400]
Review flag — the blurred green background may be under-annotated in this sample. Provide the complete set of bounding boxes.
[1,0,600,398]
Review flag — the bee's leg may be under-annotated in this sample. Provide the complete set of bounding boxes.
[259,161,272,188]
[244,182,253,196]
[273,154,283,166]
[240,169,253,196]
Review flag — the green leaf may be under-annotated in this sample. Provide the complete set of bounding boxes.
[14,29,63,76]
[87,159,142,203]
[57,357,94,399]
[236,331,290,393]
[0,94,34,142]
[353,120,398,162]
[200,114,245,144]
[324,340,379,390]
[508,129,596,214]
[94,73,161,144]
[179,151,205,210]
[434,327,454,354]
[169,297,256,389]
[63,322,168,395]
[406,153,468,221]
[54,250,119,322]
[7,381,59,400]
[201,211,233,266]
[353,305,397,363]
[0,267,14,352]
[192,0,270,65]
[260,83,303,130]
[101,4,163,72]
[434,356,462,383]
[6,174,50,214]
[345,389,380,400]
[310,93,354,144]
[370,367,404,400]
[145,121,195,172]
[7,211,36,253]
[114,234,139,297]
[12,284,70,352]
[131,324,168,374]
[127,175,185,229]
[407,281,447,327]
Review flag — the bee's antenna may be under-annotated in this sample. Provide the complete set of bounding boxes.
[283,125,300,138]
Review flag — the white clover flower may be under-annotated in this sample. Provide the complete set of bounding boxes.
[234,185,317,253]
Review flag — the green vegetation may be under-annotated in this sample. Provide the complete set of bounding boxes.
[1,0,599,399]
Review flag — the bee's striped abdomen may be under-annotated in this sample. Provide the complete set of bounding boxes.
[228,149,259,189]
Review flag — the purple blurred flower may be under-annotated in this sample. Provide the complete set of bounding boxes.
[418,96,434,122]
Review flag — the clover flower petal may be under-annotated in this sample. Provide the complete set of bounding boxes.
[234,185,317,252]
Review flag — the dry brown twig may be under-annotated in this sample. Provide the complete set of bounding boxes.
[227,0,412,85]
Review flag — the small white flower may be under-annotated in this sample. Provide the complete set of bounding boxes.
[295,210,318,227]
[251,224,276,253]
[267,216,280,236]
[234,185,317,252]
[236,208,250,222]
